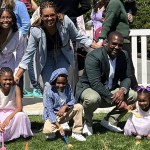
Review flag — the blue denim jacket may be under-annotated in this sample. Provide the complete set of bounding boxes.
[19,15,92,81]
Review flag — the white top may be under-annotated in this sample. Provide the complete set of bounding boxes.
[0,86,16,110]
[105,55,116,89]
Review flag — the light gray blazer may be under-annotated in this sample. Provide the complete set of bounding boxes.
[19,15,92,80]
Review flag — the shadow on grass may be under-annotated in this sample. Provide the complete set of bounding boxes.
[31,121,44,134]
[118,121,126,129]
[31,118,127,137]
[5,136,32,144]
[92,119,126,134]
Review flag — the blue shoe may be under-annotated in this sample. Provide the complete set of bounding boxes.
[23,89,33,97]
[33,89,43,98]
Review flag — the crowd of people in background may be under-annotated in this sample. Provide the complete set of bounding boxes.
[1,0,150,145]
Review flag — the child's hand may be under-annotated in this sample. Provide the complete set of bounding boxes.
[57,106,67,117]
[127,105,134,111]
[0,123,3,132]
[1,117,11,130]
[59,126,65,136]
[0,123,5,132]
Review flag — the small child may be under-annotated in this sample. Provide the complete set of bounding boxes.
[0,67,33,142]
[42,68,86,141]
[124,85,150,139]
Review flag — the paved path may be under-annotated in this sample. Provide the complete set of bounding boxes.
[23,97,114,115]
[23,98,44,115]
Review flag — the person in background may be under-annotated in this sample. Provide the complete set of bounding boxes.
[20,0,38,11]
[40,0,91,26]
[0,8,26,82]
[75,31,137,136]
[14,1,100,97]
[1,0,30,37]
[42,68,86,141]
[0,67,33,142]
[98,0,138,90]
[76,15,89,78]
[124,0,137,25]
[124,85,150,140]
[90,0,106,40]
[0,0,31,97]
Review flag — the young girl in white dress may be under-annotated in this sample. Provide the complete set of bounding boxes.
[0,67,33,142]
[124,85,150,139]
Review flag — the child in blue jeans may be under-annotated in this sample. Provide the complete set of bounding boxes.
[42,68,86,141]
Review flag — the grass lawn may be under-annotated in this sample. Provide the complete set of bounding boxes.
[3,113,150,150]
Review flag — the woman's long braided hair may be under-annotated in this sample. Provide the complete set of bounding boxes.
[32,1,64,27]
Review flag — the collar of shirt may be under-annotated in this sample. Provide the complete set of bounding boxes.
[106,55,116,89]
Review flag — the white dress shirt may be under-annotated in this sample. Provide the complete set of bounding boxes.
[106,55,116,90]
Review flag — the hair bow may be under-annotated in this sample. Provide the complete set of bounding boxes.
[136,85,150,92]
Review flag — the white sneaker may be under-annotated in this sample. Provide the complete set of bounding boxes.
[46,133,56,139]
[71,133,86,141]
[60,122,70,131]
[100,119,123,132]
[82,123,93,136]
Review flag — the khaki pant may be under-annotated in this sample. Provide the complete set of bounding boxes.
[81,88,137,126]
[43,104,83,135]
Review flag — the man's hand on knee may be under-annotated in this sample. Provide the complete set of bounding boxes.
[111,89,125,105]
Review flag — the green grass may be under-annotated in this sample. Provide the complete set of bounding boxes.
[4,114,150,150]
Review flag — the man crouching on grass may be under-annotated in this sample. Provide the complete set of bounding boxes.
[75,31,137,136]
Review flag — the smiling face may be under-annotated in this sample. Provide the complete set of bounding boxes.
[138,93,150,110]
[55,76,68,92]
[0,10,13,30]
[41,7,57,27]
[0,72,14,91]
[106,34,123,59]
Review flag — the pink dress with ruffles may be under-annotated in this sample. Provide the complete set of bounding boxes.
[124,102,150,136]
[0,86,33,142]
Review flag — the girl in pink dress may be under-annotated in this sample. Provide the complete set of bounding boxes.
[124,85,150,139]
[0,67,33,142]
